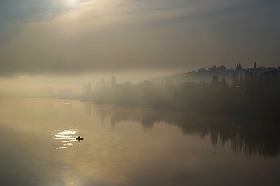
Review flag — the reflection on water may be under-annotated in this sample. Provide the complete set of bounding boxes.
[1,98,280,186]
[0,125,63,186]
[61,100,72,105]
[52,129,78,149]
[85,102,280,157]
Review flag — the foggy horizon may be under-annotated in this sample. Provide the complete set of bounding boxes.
[0,63,279,97]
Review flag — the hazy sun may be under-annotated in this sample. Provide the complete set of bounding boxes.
[68,0,77,4]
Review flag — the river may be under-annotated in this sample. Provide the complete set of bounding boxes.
[0,98,279,186]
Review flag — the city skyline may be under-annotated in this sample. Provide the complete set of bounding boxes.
[1,61,279,97]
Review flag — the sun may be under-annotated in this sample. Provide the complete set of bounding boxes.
[66,0,79,8]
[68,0,77,4]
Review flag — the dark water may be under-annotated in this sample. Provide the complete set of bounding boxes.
[0,98,279,186]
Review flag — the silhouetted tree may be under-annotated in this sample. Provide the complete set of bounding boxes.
[211,76,219,90]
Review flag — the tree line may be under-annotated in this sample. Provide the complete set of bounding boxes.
[81,69,280,121]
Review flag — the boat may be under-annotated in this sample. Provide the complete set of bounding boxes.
[76,136,84,140]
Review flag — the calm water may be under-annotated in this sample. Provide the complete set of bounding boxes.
[0,98,279,186]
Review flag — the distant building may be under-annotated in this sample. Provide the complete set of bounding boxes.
[123,82,131,86]
[236,63,243,71]
[209,65,217,72]
[198,68,207,73]
[217,65,226,73]
[111,76,116,86]
[87,82,92,94]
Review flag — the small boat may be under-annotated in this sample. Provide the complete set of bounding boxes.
[76,136,84,140]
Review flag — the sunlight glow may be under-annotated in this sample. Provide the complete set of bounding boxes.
[66,0,79,9]
[52,129,79,149]
[68,0,77,4]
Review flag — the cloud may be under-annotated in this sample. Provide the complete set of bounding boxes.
[0,0,280,77]
[0,0,90,45]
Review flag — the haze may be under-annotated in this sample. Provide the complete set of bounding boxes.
[0,0,280,96]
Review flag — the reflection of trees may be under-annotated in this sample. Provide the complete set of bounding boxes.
[94,104,111,124]
[230,123,280,156]
[177,117,280,157]
[109,107,160,129]
[88,103,161,129]
[81,101,93,116]
[93,104,280,156]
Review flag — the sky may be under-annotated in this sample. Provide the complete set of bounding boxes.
[0,0,280,95]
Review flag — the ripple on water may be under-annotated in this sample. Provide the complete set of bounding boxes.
[51,129,79,149]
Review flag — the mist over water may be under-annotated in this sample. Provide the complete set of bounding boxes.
[0,98,279,186]
[0,70,176,97]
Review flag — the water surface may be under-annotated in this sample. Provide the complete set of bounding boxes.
[0,98,279,186]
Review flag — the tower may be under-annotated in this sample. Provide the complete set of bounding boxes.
[111,76,116,86]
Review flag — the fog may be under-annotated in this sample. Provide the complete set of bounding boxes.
[0,70,176,97]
